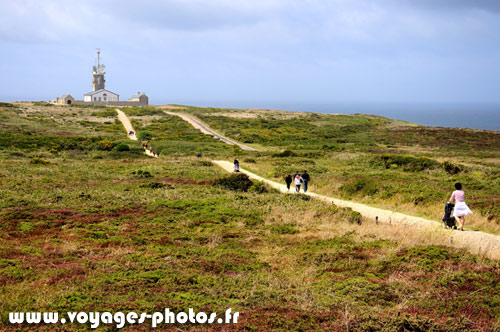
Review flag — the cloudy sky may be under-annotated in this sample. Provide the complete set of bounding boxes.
[1,0,500,107]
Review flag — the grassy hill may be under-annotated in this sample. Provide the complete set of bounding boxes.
[0,102,499,331]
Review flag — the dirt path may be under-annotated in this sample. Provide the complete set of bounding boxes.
[116,109,157,158]
[213,160,500,260]
[163,111,259,151]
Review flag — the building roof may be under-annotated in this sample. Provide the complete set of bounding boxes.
[129,92,148,99]
[59,94,74,99]
[84,89,119,97]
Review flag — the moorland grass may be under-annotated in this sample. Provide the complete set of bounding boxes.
[0,103,499,331]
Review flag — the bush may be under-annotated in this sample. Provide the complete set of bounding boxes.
[91,110,117,117]
[137,131,155,140]
[114,143,130,152]
[270,224,299,234]
[273,150,296,157]
[443,161,462,175]
[340,178,378,196]
[32,102,52,107]
[140,182,167,189]
[380,154,440,172]
[30,157,50,165]
[97,140,113,151]
[214,173,254,192]
[249,181,268,194]
[132,170,153,178]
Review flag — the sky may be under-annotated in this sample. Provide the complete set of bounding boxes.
[1,0,500,107]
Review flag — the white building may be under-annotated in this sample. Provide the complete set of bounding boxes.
[83,89,119,102]
[128,92,149,105]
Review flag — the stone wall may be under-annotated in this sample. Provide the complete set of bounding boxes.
[73,100,148,107]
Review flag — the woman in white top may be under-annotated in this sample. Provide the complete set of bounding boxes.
[448,182,472,231]
[294,171,302,193]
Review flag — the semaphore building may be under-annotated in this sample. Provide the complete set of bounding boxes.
[52,49,148,106]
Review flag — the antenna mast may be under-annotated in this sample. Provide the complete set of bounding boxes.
[96,48,101,67]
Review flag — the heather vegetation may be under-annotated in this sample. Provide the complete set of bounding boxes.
[177,106,500,232]
[0,103,499,331]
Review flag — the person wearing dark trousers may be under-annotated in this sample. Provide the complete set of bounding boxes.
[285,174,292,191]
[294,171,302,193]
[301,170,310,192]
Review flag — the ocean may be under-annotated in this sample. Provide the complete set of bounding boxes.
[167,101,500,131]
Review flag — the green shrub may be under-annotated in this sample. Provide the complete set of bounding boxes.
[340,177,378,196]
[122,107,164,116]
[193,160,212,167]
[380,154,440,172]
[249,181,268,194]
[132,170,153,178]
[338,207,362,224]
[140,182,166,189]
[273,150,296,157]
[114,143,130,152]
[97,139,113,151]
[214,173,254,192]
[30,157,50,165]
[91,110,116,117]
[443,161,462,174]
[137,131,155,140]
[270,224,299,234]
[32,102,52,107]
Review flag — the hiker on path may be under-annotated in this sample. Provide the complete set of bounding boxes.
[448,182,472,231]
[234,159,240,172]
[301,170,310,192]
[285,174,292,191]
[294,171,302,193]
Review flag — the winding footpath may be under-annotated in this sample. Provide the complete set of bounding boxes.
[115,109,500,260]
[213,160,500,260]
[163,111,259,151]
[116,109,157,158]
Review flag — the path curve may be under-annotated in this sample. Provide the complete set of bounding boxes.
[116,109,157,158]
[164,111,259,151]
[116,109,137,140]
[213,160,500,260]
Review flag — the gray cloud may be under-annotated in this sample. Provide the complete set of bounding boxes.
[391,0,500,12]
[88,0,284,32]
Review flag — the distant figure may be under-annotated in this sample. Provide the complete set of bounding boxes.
[128,130,134,136]
[294,171,302,193]
[285,174,292,191]
[234,159,240,172]
[196,152,202,158]
[301,170,310,192]
[448,182,472,231]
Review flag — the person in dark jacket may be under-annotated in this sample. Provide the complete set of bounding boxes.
[301,170,310,192]
[285,174,292,191]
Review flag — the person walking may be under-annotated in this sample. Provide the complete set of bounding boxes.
[301,170,310,192]
[294,171,302,193]
[234,159,240,172]
[448,182,472,231]
[285,174,292,191]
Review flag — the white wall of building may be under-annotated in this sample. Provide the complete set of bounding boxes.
[84,90,119,102]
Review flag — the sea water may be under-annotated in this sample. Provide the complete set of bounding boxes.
[173,101,500,131]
